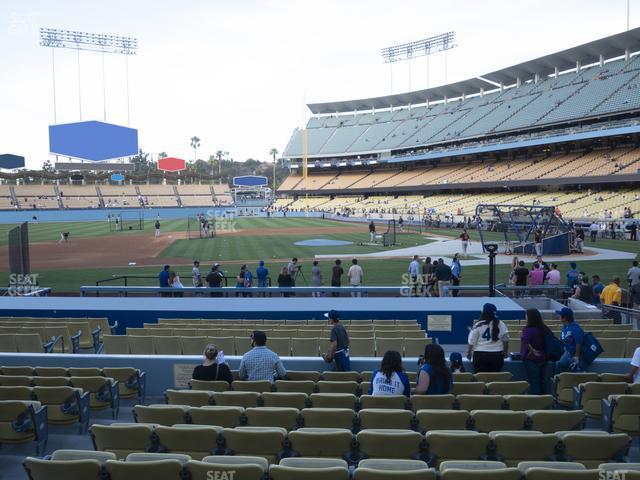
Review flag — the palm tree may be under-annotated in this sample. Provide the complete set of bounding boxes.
[190,136,201,161]
[215,150,228,179]
[207,154,216,179]
[269,147,279,191]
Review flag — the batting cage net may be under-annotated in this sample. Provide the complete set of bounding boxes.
[187,215,217,240]
[108,210,144,232]
[383,219,397,247]
[8,222,30,275]
[475,204,570,255]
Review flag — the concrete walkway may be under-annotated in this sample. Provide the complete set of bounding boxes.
[316,236,636,266]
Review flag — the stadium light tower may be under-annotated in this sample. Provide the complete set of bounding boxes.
[381,31,456,93]
[39,28,139,125]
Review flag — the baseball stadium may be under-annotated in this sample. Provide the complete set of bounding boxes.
[1,3,640,480]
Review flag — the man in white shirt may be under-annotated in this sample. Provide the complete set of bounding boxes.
[192,260,202,287]
[408,255,421,296]
[348,258,364,297]
[626,346,640,384]
[627,260,640,287]
[589,222,599,242]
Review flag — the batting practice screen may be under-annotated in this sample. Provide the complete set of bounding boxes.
[8,222,30,275]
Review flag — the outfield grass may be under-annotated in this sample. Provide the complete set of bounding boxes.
[0,217,352,246]
[161,232,433,262]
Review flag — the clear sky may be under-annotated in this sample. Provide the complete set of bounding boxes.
[0,0,637,169]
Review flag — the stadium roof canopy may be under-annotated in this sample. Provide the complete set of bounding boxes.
[307,27,640,114]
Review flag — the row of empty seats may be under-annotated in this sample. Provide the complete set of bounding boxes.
[91,422,634,468]
[104,334,429,357]
[276,187,640,219]
[285,55,640,157]
[150,398,586,433]
[26,449,640,480]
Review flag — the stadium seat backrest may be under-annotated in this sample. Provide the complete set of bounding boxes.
[300,408,355,429]
[188,406,244,428]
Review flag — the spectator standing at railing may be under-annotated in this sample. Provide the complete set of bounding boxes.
[591,275,604,305]
[408,255,421,297]
[546,263,561,286]
[566,262,580,289]
[627,260,640,287]
[348,258,364,297]
[159,265,171,298]
[311,260,323,297]
[256,260,269,288]
[192,260,202,287]
[600,277,622,307]
[435,258,452,297]
[572,273,594,304]
[206,264,224,297]
[331,259,344,297]
[450,254,462,298]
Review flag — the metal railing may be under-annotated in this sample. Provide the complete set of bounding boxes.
[80,285,409,297]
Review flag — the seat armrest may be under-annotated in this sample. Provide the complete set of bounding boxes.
[601,398,614,432]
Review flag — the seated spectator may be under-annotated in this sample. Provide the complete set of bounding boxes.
[238,330,286,383]
[449,352,466,373]
[192,344,233,384]
[626,346,640,384]
[369,350,410,397]
[413,344,452,395]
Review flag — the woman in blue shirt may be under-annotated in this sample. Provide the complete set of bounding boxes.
[413,343,453,395]
[368,350,411,397]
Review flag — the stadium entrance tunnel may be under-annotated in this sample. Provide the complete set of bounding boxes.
[294,239,354,246]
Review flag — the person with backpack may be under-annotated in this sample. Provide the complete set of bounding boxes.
[556,307,587,373]
[466,303,510,373]
[520,308,554,394]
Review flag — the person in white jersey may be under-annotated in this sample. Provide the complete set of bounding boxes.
[466,303,510,373]
[368,350,410,397]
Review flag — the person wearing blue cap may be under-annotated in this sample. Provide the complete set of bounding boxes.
[556,307,586,372]
[322,310,350,371]
[466,303,510,373]
[449,352,466,373]
[256,261,269,289]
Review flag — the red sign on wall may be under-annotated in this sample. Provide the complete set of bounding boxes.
[158,157,186,172]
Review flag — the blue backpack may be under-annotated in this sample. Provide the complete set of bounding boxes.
[544,328,563,362]
[581,332,604,366]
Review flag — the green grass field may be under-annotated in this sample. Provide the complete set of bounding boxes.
[1,217,638,293]
[161,232,434,262]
